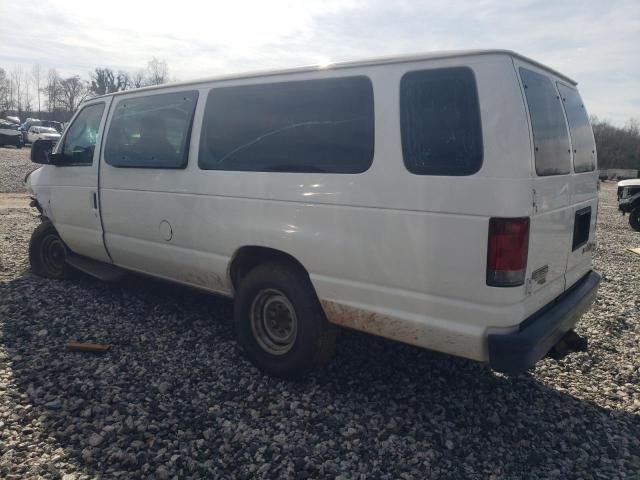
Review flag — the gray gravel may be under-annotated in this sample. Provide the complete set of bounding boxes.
[0,145,37,194]
[1,147,639,479]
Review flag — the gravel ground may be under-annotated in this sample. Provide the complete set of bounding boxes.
[0,148,639,479]
[0,145,36,193]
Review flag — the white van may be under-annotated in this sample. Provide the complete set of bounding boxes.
[27,50,600,378]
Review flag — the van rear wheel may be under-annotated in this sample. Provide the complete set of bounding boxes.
[29,221,70,279]
[233,262,337,378]
[629,208,640,232]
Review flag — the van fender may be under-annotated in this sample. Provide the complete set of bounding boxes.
[25,167,55,222]
[226,245,310,295]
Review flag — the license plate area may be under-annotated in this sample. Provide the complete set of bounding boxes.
[572,207,591,251]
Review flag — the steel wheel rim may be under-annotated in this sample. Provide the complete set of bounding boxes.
[250,288,298,355]
[40,233,66,275]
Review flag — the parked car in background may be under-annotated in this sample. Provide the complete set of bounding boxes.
[27,50,600,378]
[26,126,61,144]
[20,119,42,135]
[618,179,640,231]
[41,121,64,132]
[0,120,24,148]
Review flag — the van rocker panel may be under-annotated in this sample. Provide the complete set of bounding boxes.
[488,271,600,374]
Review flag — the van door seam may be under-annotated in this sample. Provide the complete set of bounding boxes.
[97,97,116,264]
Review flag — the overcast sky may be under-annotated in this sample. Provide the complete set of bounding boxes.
[1,0,638,125]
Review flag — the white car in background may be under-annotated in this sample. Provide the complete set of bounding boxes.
[26,126,61,144]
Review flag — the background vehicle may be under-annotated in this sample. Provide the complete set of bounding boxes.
[19,119,42,136]
[0,120,24,148]
[618,179,640,231]
[39,120,64,132]
[26,126,61,144]
[26,50,600,378]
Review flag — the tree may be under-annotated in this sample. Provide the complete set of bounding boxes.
[591,116,640,170]
[11,66,23,114]
[45,68,61,114]
[145,57,169,85]
[131,69,146,89]
[0,68,9,113]
[32,64,42,118]
[59,76,87,112]
[118,71,132,91]
[90,68,132,95]
[23,70,32,115]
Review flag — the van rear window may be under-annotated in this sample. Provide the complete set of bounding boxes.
[198,76,374,173]
[400,67,483,176]
[557,83,596,173]
[519,68,570,176]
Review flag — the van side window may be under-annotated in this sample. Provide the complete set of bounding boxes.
[198,76,374,173]
[557,83,596,173]
[60,103,105,166]
[519,68,571,176]
[105,91,198,169]
[400,67,483,176]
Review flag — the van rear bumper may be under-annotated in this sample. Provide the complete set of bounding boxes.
[488,271,600,374]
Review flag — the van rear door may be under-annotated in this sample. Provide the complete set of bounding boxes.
[557,82,598,288]
[514,61,598,309]
[516,63,574,302]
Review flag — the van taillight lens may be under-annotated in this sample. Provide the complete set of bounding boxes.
[486,217,530,287]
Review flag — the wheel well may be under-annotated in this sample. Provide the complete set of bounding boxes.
[229,246,308,290]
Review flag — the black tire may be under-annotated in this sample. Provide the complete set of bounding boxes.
[630,208,640,232]
[233,262,337,378]
[29,221,70,279]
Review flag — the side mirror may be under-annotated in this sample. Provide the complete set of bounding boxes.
[31,139,63,165]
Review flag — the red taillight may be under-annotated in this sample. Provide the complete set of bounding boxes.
[486,217,530,287]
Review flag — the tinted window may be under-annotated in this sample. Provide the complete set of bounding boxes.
[400,67,483,176]
[198,76,374,173]
[61,103,105,165]
[557,83,596,172]
[519,68,570,176]
[105,91,198,168]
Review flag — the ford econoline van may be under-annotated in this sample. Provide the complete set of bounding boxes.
[27,50,600,378]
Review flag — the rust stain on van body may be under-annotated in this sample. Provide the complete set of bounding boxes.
[176,270,229,294]
[321,300,424,346]
[320,300,471,357]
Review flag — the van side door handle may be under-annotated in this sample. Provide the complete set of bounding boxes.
[92,192,98,209]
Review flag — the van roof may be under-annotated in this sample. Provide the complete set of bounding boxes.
[97,49,577,99]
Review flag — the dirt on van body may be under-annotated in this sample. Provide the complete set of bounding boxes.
[0,145,638,479]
